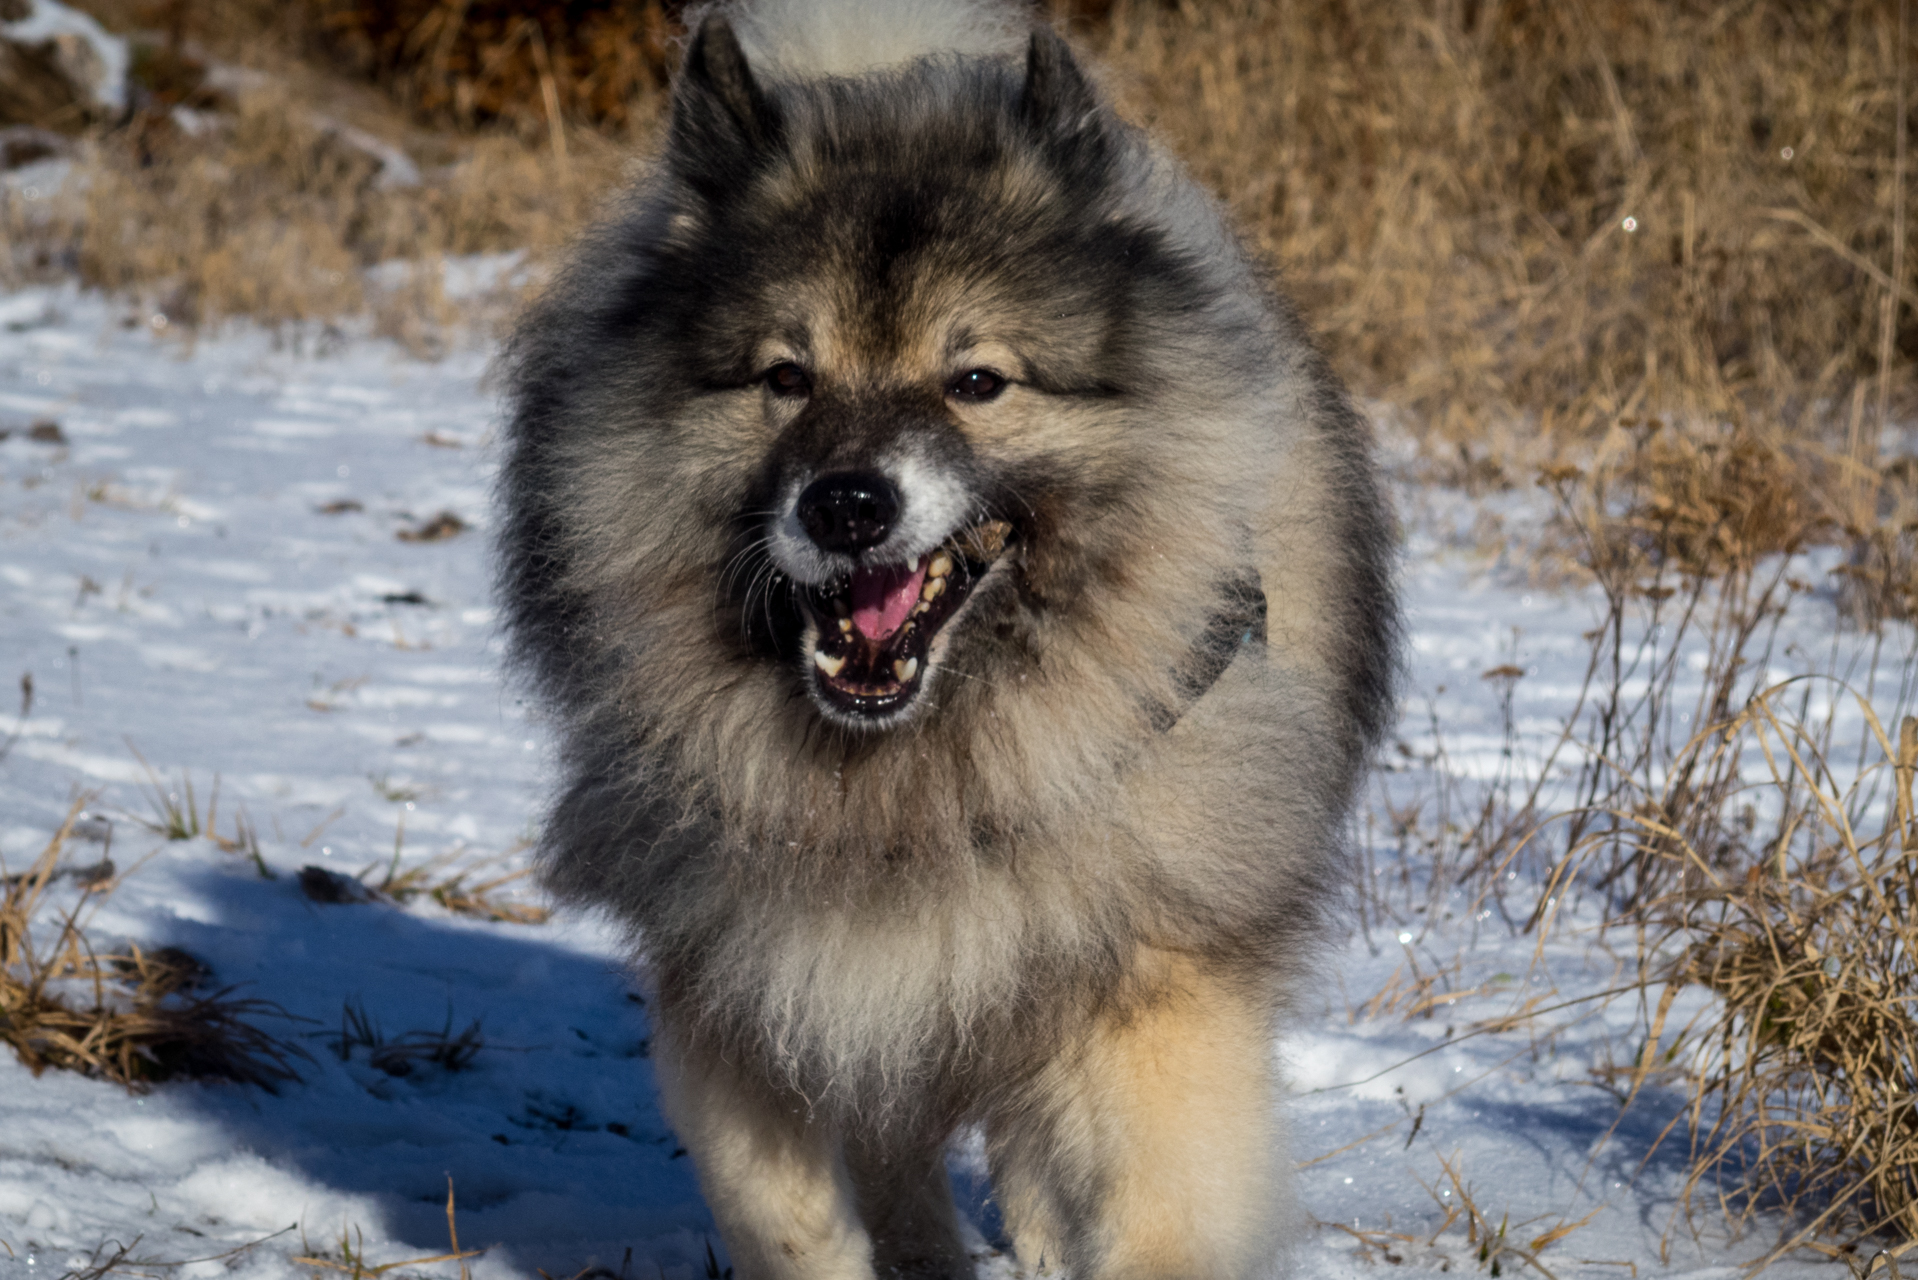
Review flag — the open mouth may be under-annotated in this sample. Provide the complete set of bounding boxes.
[801,520,1013,721]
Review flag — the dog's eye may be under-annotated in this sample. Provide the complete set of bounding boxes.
[948,368,1006,402]
[766,363,812,397]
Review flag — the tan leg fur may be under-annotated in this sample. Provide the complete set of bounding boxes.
[653,1028,877,1280]
[990,951,1286,1280]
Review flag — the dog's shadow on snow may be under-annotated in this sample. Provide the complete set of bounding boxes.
[148,859,718,1273]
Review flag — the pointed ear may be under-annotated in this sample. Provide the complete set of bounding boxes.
[1021,28,1101,142]
[669,15,783,197]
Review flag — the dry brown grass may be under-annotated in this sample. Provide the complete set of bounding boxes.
[55,91,624,346]
[1,805,309,1090]
[1533,414,1918,625]
[1455,473,1918,1261]
[293,1177,482,1280]
[295,0,681,138]
[1607,426,1839,578]
[1090,0,1918,453]
[1,0,642,348]
[368,844,550,925]
[294,811,548,924]
[1522,648,1918,1264]
[1356,422,1918,1260]
[1650,704,1918,1263]
[1320,1148,1609,1276]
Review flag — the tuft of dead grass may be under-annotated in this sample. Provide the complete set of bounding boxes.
[1320,1149,1610,1277]
[315,813,550,925]
[369,844,549,925]
[294,1176,481,1280]
[1651,704,1918,1261]
[1,805,310,1090]
[326,997,484,1078]
[1521,480,1918,1257]
[122,748,273,876]
[1609,425,1838,579]
[1473,431,1865,933]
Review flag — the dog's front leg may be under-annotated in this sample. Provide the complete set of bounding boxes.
[845,1136,973,1280]
[989,950,1291,1280]
[654,1025,875,1280]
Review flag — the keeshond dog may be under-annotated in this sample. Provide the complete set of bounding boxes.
[497,1,1397,1276]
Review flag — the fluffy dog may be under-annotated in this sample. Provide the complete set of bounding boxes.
[496,1,1397,1275]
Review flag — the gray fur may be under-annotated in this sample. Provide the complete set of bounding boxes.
[496,2,1397,1275]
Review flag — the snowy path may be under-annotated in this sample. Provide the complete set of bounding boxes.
[0,288,1855,1279]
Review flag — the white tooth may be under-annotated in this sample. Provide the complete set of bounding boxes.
[921,576,946,602]
[929,552,952,579]
[814,650,845,678]
[912,602,930,616]
[894,657,918,682]
[838,617,853,633]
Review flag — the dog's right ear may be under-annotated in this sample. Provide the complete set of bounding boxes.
[1021,28,1100,145]
[669,15,783,197]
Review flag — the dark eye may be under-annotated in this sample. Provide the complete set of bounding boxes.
[766,362,812,397]
[948,368,1006,402]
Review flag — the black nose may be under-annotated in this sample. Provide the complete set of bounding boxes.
[796,471,900,555]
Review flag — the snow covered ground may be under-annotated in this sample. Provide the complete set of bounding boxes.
[0,284,1878,1279]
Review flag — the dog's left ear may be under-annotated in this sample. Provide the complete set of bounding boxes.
[1021,28,1102,149]
[669,14,783,197]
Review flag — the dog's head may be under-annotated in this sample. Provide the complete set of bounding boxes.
[506,15,1273,746]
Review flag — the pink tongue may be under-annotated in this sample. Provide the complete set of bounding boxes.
[849,559,926,641]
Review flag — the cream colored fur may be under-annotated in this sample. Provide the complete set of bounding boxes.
[654,1025,878,1280]
[993,951,1288,1280]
